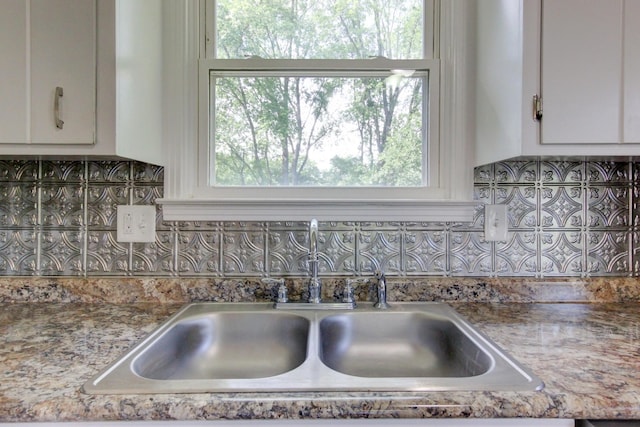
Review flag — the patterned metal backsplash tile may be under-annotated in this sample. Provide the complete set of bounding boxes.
[0,159,636,277]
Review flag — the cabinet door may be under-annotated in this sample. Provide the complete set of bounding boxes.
[541,0,623,144]
[30,0,96,144]
[625,0,640,143]
[0,1,28,144]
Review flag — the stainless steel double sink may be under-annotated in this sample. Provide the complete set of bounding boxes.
[83,302,544,394]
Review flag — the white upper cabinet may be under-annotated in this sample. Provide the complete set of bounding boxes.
[0,0,95,145]
[625,0,640,143]
[0,0,163,165]
[475,0,640,165]
[541,0,622,144]
[0,1,28,144]
[30,0,96,145]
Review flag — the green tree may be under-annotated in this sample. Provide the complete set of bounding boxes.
[214,0,425,187]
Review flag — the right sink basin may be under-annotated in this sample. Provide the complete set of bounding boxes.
[83,302,544,394]
[319,312,492,378]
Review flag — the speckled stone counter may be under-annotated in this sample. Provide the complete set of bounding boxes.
[1,277,640,422]
[1,276,640,304]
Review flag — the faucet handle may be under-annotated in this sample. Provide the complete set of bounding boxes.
[344,278,367,304]
[371,270,390,309]
[342,284,355,304]
[277,283,288,303]
[261,278,288,303]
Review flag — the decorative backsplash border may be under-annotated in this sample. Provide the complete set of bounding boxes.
[0,159,638,277]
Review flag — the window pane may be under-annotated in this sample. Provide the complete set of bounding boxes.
[211,74,425,187]
[215,0,425,60]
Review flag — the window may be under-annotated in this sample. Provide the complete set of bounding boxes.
[211,72,428,187]
[159,0,476,221]
[207,0,434,189]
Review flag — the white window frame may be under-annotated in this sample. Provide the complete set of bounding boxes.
[158,0,477,222]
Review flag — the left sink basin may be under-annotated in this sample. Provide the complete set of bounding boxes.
[132,311,309,380]
[83,303,312,394]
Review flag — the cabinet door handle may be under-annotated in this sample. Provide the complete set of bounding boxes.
[54,86,64,129]
[532,94,542,121]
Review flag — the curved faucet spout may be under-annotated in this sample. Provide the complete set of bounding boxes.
[309,218,318,257]
[308,218,321,303]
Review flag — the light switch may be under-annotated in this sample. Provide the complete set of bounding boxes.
[116,205,156,243]
[484,204,508,241]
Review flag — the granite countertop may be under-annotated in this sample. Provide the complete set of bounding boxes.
[2,297,640,422]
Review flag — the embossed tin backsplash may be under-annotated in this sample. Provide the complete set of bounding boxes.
[0,160,637,277]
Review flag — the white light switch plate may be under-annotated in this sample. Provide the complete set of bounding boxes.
[116,205,156,243]
[484,204,508,241]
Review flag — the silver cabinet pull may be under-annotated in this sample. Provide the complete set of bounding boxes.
[54,86,64,129]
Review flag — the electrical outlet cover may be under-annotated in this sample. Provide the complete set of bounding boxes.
[484,204,508,241]
[116,205,157,243]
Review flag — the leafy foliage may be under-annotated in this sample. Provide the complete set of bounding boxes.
[213,0,425,187]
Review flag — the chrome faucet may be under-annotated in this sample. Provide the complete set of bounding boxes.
[373,270,390,309]
[265,219,355,310]
[307,218,321,303]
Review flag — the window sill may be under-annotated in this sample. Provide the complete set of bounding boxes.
[158,198,477,222]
